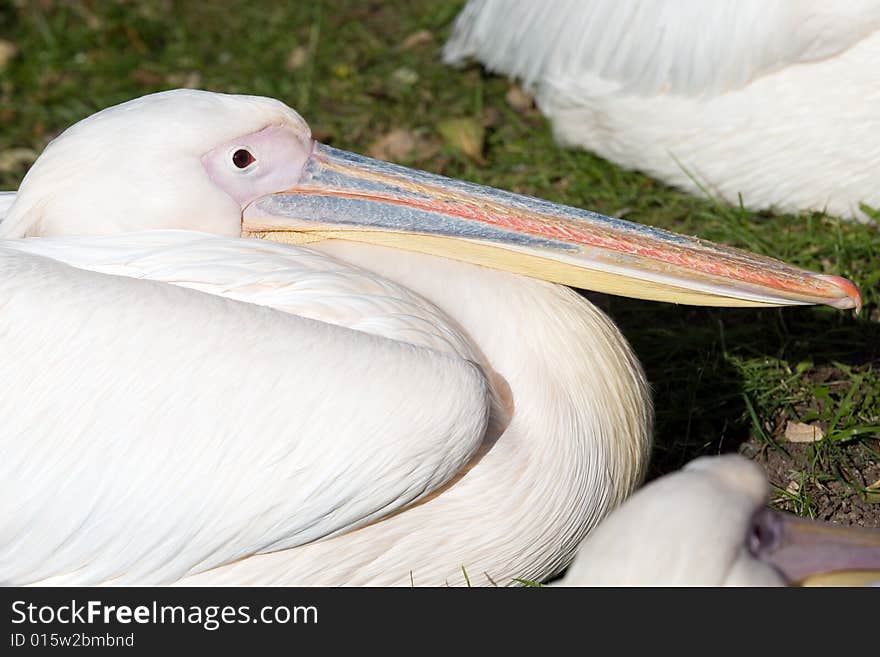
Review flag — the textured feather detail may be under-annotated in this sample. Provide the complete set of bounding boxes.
[179,242,652,586]
[444,0,880,96]
[0,243,491,584]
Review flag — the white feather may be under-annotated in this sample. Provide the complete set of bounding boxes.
[0,236,492,585]
[1,235,651,586]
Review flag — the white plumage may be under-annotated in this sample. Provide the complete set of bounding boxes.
[445,0,880,221]
[0,232,648,586]
[1,234,492,584]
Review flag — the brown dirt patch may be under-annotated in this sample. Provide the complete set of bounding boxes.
[740,439,880,528]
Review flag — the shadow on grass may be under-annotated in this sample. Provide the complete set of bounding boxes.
[590,295,880,480]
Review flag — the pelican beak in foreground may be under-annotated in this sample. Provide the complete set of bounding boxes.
[750,509,880,586]
[241,143,861,309]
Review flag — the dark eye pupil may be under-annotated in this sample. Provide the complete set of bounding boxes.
[232,149,255,169]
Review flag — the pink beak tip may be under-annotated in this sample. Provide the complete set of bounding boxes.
[817,274,862,312]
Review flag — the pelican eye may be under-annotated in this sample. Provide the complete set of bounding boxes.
[232,149,256,169]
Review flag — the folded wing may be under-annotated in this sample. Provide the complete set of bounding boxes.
[0,235,491,584]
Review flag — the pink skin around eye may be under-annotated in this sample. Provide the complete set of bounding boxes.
[201,124,313,208]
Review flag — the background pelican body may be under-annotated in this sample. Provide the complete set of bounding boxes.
[445,0,880,221]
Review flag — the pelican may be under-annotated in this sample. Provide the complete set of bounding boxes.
[0,90,861,586]
[557,455,880,586]
[444,0,880,221]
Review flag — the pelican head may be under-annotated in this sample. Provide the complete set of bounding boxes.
[557,455,880,586]
[2,89,861,310]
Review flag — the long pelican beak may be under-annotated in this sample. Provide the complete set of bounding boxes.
[242,143,861,309]
[750,509,880,586]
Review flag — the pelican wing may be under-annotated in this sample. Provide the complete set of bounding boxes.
[0,236,491,584]
[444,0,880,96]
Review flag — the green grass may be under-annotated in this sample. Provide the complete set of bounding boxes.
[2,0,878,523]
